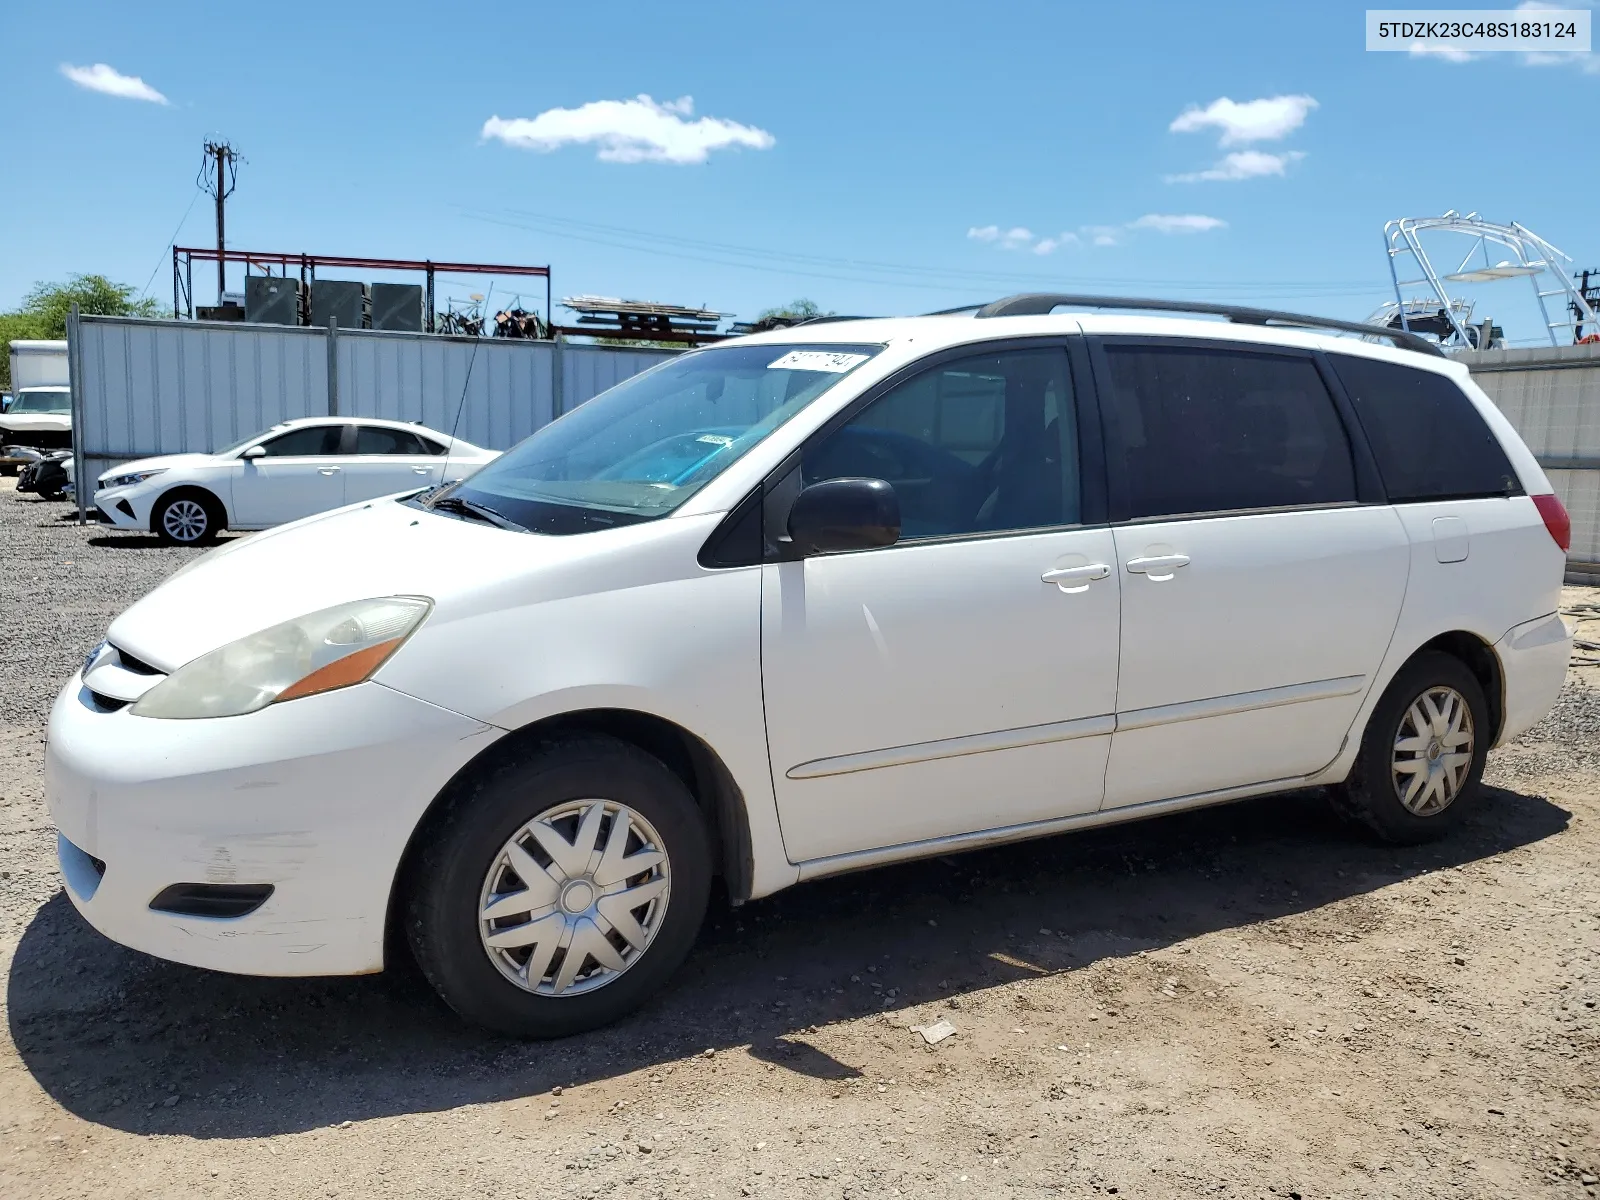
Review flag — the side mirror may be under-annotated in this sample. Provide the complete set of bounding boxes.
[242,445,267,460]
[787,477,900,556]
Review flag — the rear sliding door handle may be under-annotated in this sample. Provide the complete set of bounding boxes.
[318,467,340,475]
[1125,554,1190,579]
[1041,564,1111,590]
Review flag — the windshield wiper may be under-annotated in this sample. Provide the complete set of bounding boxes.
[426,494,527,532]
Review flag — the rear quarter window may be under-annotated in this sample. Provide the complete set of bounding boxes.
[1329,355,1520,502]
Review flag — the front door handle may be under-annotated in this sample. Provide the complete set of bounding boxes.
[412,466,432,474]
[1041,564,1111,589]
[1125,553,1190,580]
[318,467,340,475]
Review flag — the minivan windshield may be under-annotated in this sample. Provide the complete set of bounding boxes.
[8,389,71,415]
[435,343,881,534]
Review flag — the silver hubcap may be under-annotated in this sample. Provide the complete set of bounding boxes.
[478,800,670,996]
[162,499,208,542]
[1392,685,1475,816]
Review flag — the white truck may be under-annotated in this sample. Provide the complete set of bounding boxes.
[3,340,72,473]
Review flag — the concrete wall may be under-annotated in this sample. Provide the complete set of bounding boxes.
[1457,342,1600,574]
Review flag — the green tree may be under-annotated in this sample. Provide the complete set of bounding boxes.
[755,298,829,323]
[20,274,162,338]
[2,274,162,391]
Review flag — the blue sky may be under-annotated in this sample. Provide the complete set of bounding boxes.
[3,0,1596,344]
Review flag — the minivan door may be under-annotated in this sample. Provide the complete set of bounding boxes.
[761,345,1122,864]
[1093,340,1410,809]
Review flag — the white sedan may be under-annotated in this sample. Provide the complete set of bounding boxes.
[93,417,498,545]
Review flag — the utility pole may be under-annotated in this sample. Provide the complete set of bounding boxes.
[199,140,240,303]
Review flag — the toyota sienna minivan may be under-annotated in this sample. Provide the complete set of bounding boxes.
[47,296,1574,1035]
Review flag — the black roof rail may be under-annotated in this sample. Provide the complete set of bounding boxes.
[971,293,1445,358]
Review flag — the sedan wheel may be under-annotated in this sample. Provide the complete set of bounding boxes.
[153,493,220,546]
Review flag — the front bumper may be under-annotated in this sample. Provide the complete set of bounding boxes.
[46,675,501,976]
[1493,611,1573,745]
[93,484,156,530]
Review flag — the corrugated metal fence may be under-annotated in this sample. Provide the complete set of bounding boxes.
[1457,342,1600,576]
[68,314,678,519]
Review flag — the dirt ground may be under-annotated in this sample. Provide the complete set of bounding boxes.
[1,480,1597,1200]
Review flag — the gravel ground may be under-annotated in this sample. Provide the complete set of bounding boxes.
[2,479,1597,1200]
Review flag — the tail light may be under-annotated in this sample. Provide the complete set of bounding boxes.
[1531,493,1571,552]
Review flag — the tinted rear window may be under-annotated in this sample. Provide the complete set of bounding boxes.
[1329,356,1519,502]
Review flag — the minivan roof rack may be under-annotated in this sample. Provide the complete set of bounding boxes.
[969,293,1446,358]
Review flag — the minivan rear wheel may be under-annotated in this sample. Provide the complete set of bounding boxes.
[404,735,712,1037]
[1333,651,1489,844]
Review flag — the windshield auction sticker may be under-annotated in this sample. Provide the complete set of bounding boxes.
[1367,9,1590,52]
[767,351,871,373]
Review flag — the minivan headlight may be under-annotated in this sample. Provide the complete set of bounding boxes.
[130,597,431,719]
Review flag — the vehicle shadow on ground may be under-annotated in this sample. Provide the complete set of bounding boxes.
[6,784,1569,1139]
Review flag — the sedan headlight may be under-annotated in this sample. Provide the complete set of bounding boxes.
[99,468,167,490]
[131,597,431,719]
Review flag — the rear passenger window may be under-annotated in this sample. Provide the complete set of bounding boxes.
[1101,345,1357,520]
[1328,355,1519,502]
[355,426,431,455]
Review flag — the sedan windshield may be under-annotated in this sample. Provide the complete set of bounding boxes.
[9,390,71,415]
[437,343,881,534]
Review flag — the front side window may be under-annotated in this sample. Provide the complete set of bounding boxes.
[447,343,881,534]
[1102,344,1357,520]
[258,425,343,457]
[1328,355,1519,502]
[803,347,1079,539]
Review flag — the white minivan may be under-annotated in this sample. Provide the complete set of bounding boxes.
[45,297,1574,1036]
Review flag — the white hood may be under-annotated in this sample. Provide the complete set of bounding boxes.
[104,496,714,673]
[97,453,218,483]
[0,413,72,434]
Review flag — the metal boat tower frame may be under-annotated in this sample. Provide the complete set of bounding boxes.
[1383,212,1599,347]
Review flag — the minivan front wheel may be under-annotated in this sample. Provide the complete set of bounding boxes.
[405,735,712,1037]
[1334,651,1489,844]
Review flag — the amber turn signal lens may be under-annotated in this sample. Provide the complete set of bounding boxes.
[276,638,404,703]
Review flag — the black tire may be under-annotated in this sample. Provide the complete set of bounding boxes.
[404,734,713,1037]
[152,489,223,546]
[1332,651,1490,844]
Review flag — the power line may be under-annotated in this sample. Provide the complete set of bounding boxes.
[138,186,205,300]
[460,206,1391,300]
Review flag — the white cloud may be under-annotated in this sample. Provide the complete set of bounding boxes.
[1169,95,1317,145]
[1409,43,1479,62]
[1129,213,1228,234]
[481,94,774,164]
[969,215,1222,251]
[968,225,1037,249]
[1166,149,1304,183]
[1033,233,1080,255]
[59,63,168,104]
[1405,5,1598,70]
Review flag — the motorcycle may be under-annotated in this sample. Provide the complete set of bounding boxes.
[16,449,73,500]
